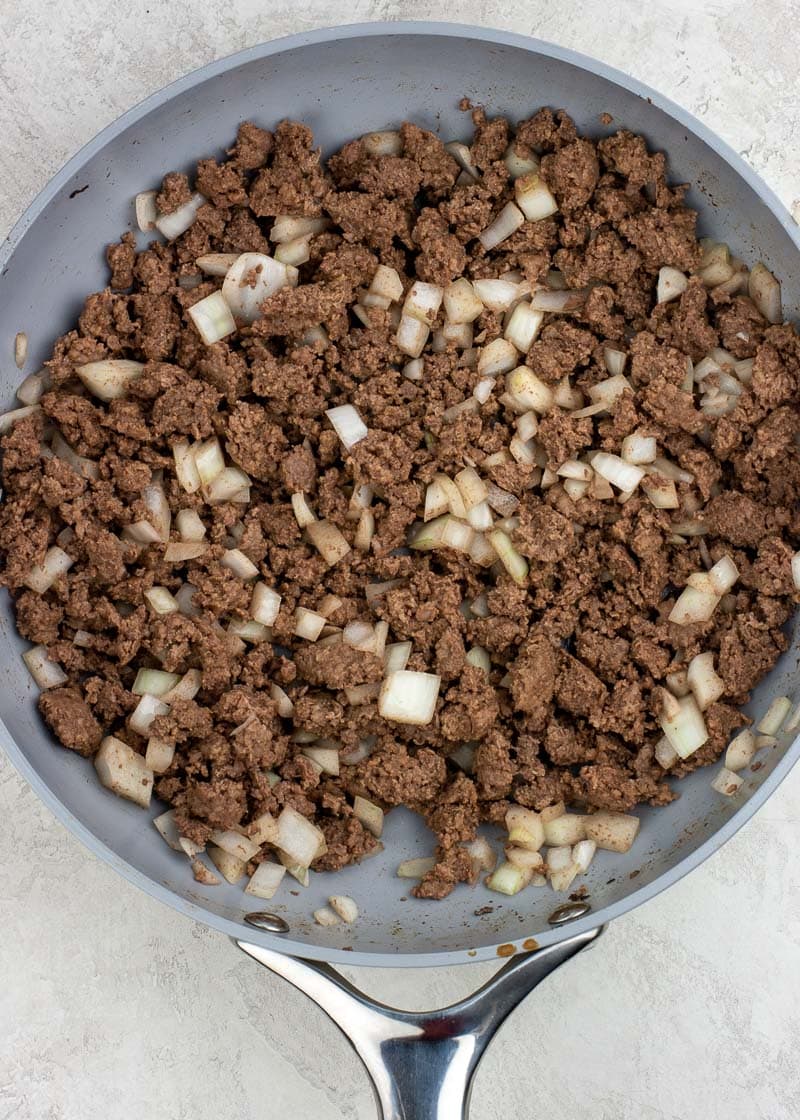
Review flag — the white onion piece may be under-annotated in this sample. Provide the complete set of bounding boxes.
[505,303,544,353]
[405,280,443,324]
[194,252,239,277]
[161,669,202,704]
[621,432,657,464]
[245,861,286,901]
[301,746,340,776]
[25,546,73,593]
[175,508,206,542]
[464,836,497,874]
[175,583,199,617]
[306,520,351,565]
[472,376,496,405]
[207,845,246,884]
[76,359,144,402]
[466,645,491,673]
[666,669,690,698]
[478,338,519,377]
[144,586,179,615]
[294,607,326,641]
[546,845,578,892]
[16,371,48,406]
[50,432,100,480]
[354,509,375,553]
[641,474,679,510]
[251,582,281,627]
[659,693,708,759]
[153,809,190,852]
[384,641,412,674]
[529,288,586,313]
[505,846,544,872]
[270,215,328,243]
[379,670,440,725]
[403,358,423,381]
[209,829,261,862]
[655,736,679,769]
[442,321,473,349]
[155,192,205,240]
[22,645,68,689]
[188,290,237,344]
[205,467,251,504]
[270,683,294,718]
[221,548,259,580]
[591,452,644,492]
[572,839,597,874]
[370,264,404,304]
[479,202,525,250]
[697,241,733,286]
[488,529,529,586]
[72,629,92,648]
[228,619,270,644]
[276,805,325,868]
[145,737,175,774]
[440,517,474,553]
[454,467,488,511]
[363,129,402,156]
[275,234,312,267]
[505,366,554,413]
[94,736,153,808]
[396,314,429,358]
[466,501,493,532]
[409,514,449,551]
[323,895,357,924]
[122,520,160,545]
[194,438,225,486]
[656,266,688,304]
[132,668,180,697]
[143,480,171,541]
[487,861,532,895]
[726,729,757,772]
[557,459,592,482]
[326,404,368,449]
[444,140,480,181]
[343,620,377,652]
[172,441,202,494]
[651,457,693,484]
[290,492,317,529]
[603,348,627,376]
[748,262,782,324]
[349,795,383,839]
[669,584,719,625]
[472,278,527,311]
[711,767,744,797]
[134,190,158,232]
[687,651,724,710]
[583,811,640,852]
[485,482,519,517]
[707,555,739,594]
[128,693,170,736]
[562,478,588,501]
[757,695,792,736]
[504,143,540,179]
[444,278,484,323]
[587,375,631,410]
[515,173,558,221]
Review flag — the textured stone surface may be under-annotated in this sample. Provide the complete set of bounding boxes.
[1,4,800,1118]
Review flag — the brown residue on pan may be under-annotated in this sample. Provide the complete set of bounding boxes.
[522,937,540,951]
[496,943,516,957]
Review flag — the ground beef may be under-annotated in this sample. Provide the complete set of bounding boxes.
[5,106,797,905]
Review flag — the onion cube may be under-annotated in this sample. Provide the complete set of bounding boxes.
[194,437,225,485]
[572,839,597,874]
[486,861,532,895]
[505,806,544,851]
[591,452,645,492]
[353,795,384,837]
[686,651,724,710]
[313,906,341,927]
[547,845,578,892]
[144,586,179,615]
[669,584,720,625]
[395,314,430,358]
[76,359,145,402]
[222,253,288,323]
[22,645,68,690]
[479,202,525,250]
[444,278,483,324]
[145,737,176,773]
[187,290,236,345]
[405,280,443,323]
[504,302,544,352]
[325,404,368,449]
[514,173,558,221]
[725,729,757,772]
[276,805,325,868]
[370,264,404,304]
[25,546,73,593]
[707,554,739,594]
[245,861,286,901]
[128,693,170,736]
[294,607,327,641]
[397,857,437,879]
[505,366,553,413]
[173,442,202,494]
[757,695,792,736]
[306,520,351,565]
[583,811,640,853]
[379,670,441,726]
[659,693,708,759]
[477,337,518,377]
[210,829,261,862]
[251,582,281,627]
[132,668,181,697]
[207,844,246,883]
[155,192,205,240]
[221,548,259,580]
[711,766,744,797]
[543,813,586,846]
[656,266,689,304]
[94,736,153,809]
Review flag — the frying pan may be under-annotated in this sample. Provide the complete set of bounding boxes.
[2,21,799,1120]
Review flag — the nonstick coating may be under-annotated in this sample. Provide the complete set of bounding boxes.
[2,22,798,966]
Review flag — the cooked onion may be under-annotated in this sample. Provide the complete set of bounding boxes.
[504,143,540,179]
[621,432,657,464]
[656,266,688,304]
[134,190,158,232]
[477,337,518,377]
[687,651,724,710]
[353,794,384,837]
[270,682,294,717]
[379,670,441,725]
[370,264,404,304]
[205,466,251,504]
[293,607,326,642]
[587,375,631,411]
[175,508,206,542]
[16,371,48,406]
[132,668,180,697]
[155,192,205,240]
[207,845,246,884]
[270,215,328,243]
[659,692,708,758]
[583,810,640,852]
[76,359,145,402]
[488,529,529,585]
[188,290,237,344]
[306,520,351,565]
[245,861,286,901]
[748,262,782,324]
[725,729,757,772]
[515,173,558,221]
[145,737,176,774]
[486,861,532,895]
[641,473,679,509]
[591,452,644,492]
[221,548,259,580]
[128,692,170,736]
[144,586,179,615]
[396,314,430,358]
[143,479,171,541]
[472,277,527,311]
[195,252,239,277]
[479,202,525,250]
[94,735,153,808]
[325,404,368,449]
[22,645,68,690]
[221,254,289,324]
[193,437,225,486]
[384,641,412,673]
[711,766,744,797]
[276,805,325,868]
[505,365,554,413]
[454,467,488,511]
[172,441,202,494]
[405,280,443,324]
[707,554,739,594]
[505,303,544,352]
[603,348,627,376]
[25,545,73,593]
[757,695,792,736]
[274,236,311,266]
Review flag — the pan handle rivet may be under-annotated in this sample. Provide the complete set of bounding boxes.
[244,911,290,933]
[548,901,592,926]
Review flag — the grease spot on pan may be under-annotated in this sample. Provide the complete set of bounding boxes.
[522,938,539,951]
[496,943,516,957]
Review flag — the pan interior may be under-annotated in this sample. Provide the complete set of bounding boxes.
[2,26,798,964]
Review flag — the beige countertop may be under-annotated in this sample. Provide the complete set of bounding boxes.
[2,4,800,1118]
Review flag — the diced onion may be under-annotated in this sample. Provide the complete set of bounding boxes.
[188,291,237,345]
[711,766,744,797]
[207,845,246,884]
[194,437,225,486]
[403,358,423,381]
[155,192,205,240]
[143,479,171,541]
[176,508,206,541]
[405,280,443,324]
[134,190,158,232]
[270,215,328,243]
[175,583,199,617]
[572,839,597,874]
[603,348,627,376]
[326,404,368,449]
[757,695,792,736]
[444,278,484,324]
[641,474,679,509]
[145,737,175,774]
[251,582,281,627]
[529,288,587,313]
[748,262,782,324]
[294,607,327,641]
[162,669,202,703]
[687,651,724,710]
[128,693,170,736]
[409,514,449,551]
[153,809,193,852]
[16,372,48,406]
[363,129,403,156]
[557,460,592,482]
[590,452,644,492]
[504,302,544,353]
[726,729,757,772]
[707,555,739,594]
[472,278,527,311]
[487,861,532,895]
[370,264,404,304]
[488,529,529,586]
[313,906,340,926]
[94,736,153,808]
[515,173,558,221]
[505,365,554,413]
[384,641,412,674]
[651,457,693,484]
[379,670,440,726]
[505,845,544,872]
[656,266,688,304]
[270,683,294,718]
[454,466,488,511]
[669,583,719,625]
[466,645,491,674]
[479,202,525,250]
[655,736,679,769]
[306,520,351,565]
[221,548,259,580]
[477,338,518,377]
[132,668,180,697]
[659,693,708,759]
[583,811,640,852]
[50,432,100,480]
[22,645,68,689]
[441,517,474,553]
[621,432,657,464]
[144,586,179,615]
[587,375,632,411]
[76,359,144,402]
[546,845,578,893]
[245,861,286,901]
[485,482,519,517]
[505,143,540,179]
[275,236,311,266]
[396,314,430,358]
[276,805,325,868]
[173,441,202,494]
[25,546,73,593]
[205,467,251,504]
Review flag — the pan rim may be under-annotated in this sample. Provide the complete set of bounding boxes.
[2,19,799,967]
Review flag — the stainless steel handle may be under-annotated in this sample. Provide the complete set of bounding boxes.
[237,925,603,1119]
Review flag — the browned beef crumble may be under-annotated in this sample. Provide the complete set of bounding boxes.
[3,108,798,901]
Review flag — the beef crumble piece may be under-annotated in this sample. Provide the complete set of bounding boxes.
[5,106,798,906]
